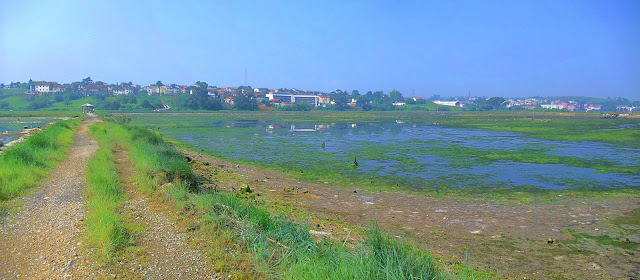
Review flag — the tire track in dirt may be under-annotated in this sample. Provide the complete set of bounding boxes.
[113,148,220,279]
[0,116,99,279]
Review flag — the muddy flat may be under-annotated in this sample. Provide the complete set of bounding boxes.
[185,149,640,280]
[0,117,99,279]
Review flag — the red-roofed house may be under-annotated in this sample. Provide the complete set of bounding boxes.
[225,96,234,105]
[318,95,330,106]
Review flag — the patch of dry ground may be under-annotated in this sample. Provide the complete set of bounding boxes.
[0,117,99,279]
[184,149,640,280]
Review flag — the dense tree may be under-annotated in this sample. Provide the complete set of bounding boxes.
[54,91,64,102]
[234,93,259,111]
[140,100,154,110]
[330,90,350,111]
[371,95,395,111]
[372,90,384,100]
[486,97,506,108]
[100,100,121,110]
[389,90,403,102]
[28,95,52,109]
[356,96,372,111]
[190,81,222,110]
[82,77,92,84]
[351,90,361,99]
[64,89,82,101]
[156,81,163,87]
[475,97,505,110]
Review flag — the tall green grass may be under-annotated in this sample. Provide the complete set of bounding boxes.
[125,125,195,194]
[85,123,127,260]
[180,186,446,279]
[0,117,81,202]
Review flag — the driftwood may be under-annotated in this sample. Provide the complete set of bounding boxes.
[267,238,288,249]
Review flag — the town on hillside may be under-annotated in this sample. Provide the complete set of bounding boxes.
[1,78,638,113]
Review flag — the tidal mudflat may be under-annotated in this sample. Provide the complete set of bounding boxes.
[129,112,640,192]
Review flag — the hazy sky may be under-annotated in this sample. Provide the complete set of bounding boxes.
[1,0,639,99]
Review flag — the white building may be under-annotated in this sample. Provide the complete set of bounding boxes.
[266,93,319,106]
[541,104,564,110]
[112,87,133,95]
[433,100,461,107]
[30,82,60,95]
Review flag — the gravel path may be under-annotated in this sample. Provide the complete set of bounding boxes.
[114,149,221,279]
[0,116,99,279]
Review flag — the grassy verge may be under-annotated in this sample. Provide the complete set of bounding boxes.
[102,118,462,279]
[85,123,128,261]
[0,117,82,205]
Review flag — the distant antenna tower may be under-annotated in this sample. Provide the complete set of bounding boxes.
[412,88,415,98]
[244,68,247,86]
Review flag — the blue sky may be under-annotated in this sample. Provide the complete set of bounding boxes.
[1,0,638,99]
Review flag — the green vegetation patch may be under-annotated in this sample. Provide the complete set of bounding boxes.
[562,229,640,251]
[0,117,81,203]
[85,123,128,260]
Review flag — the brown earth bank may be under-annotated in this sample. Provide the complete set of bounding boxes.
[183,149,640,280]
[0,117,99,279]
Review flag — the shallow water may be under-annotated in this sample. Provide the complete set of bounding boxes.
[0,118,54,143]
[135,118,640,190]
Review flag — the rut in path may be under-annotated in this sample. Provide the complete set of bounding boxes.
[0,117,99,279]
[112,148,220,279]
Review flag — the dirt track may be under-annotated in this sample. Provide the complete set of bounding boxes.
[0,117,99,279]
[185,149,640,280]
[111,149,220,279]
[0,118,221,279]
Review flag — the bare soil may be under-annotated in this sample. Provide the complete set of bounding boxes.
[184,149,640,280]
[0,117,99,279]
